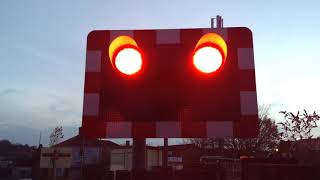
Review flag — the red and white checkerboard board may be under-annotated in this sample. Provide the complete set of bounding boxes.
[81,27,259,138]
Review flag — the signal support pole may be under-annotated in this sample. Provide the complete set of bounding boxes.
[211,15,224,28]
[211,15,225,158]
[163,138,168,168]
[133,138,146,171]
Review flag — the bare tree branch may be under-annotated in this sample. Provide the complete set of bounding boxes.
[49,126,64,147]
[279,110,320,141]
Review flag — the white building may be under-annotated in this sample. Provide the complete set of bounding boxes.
[110,146,163,171]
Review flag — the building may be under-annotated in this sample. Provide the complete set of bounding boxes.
[0,140,36,179]
[0,158,13,179]
[109,144,201,171]
[167,144,200,169]
[38,135,119,180]
[0,157,33,180]
[110,145,163,171]
[279,138,320,168]
[12,159,33,179]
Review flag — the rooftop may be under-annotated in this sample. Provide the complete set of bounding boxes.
[54,135,120,148]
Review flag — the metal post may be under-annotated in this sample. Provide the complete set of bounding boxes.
[52,162,56,180]
[211,15,224,28]
[163,138,168,168]
[52,149,57,180]
[133,138,146,170]
[211,18,215,28]
[216,15,223,28]
[218,139,224,156]
[38,131,42,146]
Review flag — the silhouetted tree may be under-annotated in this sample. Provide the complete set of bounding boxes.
[0,139,36,158]
[279,110,320,161]
[49,126,64,146]
[224,116,279,153]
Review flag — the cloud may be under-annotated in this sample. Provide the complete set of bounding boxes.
[0,86,82,128]
[0,88,18,97]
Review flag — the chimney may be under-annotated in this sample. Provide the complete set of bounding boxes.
[126,140,130,147]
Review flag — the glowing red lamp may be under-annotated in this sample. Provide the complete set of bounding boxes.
[193,33,227,74]
[109,36,142,75]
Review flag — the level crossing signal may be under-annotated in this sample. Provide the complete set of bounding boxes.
[81,27,259,138]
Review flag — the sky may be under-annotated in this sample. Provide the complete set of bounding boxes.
[0,0,320,145]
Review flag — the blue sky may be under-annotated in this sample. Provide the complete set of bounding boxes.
[0,0,320,145]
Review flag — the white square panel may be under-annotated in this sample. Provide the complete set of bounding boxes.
[83,93,100,116]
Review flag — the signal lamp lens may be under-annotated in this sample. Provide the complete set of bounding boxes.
[115,48,142,75]
[109,36,142,75]
[193,46,223,73]
[193,33,227,74]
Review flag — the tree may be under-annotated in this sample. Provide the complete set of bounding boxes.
[224,116,279,154]
[279,110,320,140]
[49,126,64,146]
[188,138,217,149]
[188,105,280,155]
[279,110,320,163]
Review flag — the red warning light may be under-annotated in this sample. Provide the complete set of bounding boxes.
[193,33,227,74]
[109,36,142,75]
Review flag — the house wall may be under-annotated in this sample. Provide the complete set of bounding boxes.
[146,149,162,170]
[13,167,32,179]
[71,146,101,166]
[110,149,133,171]
[110,148,162,171]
